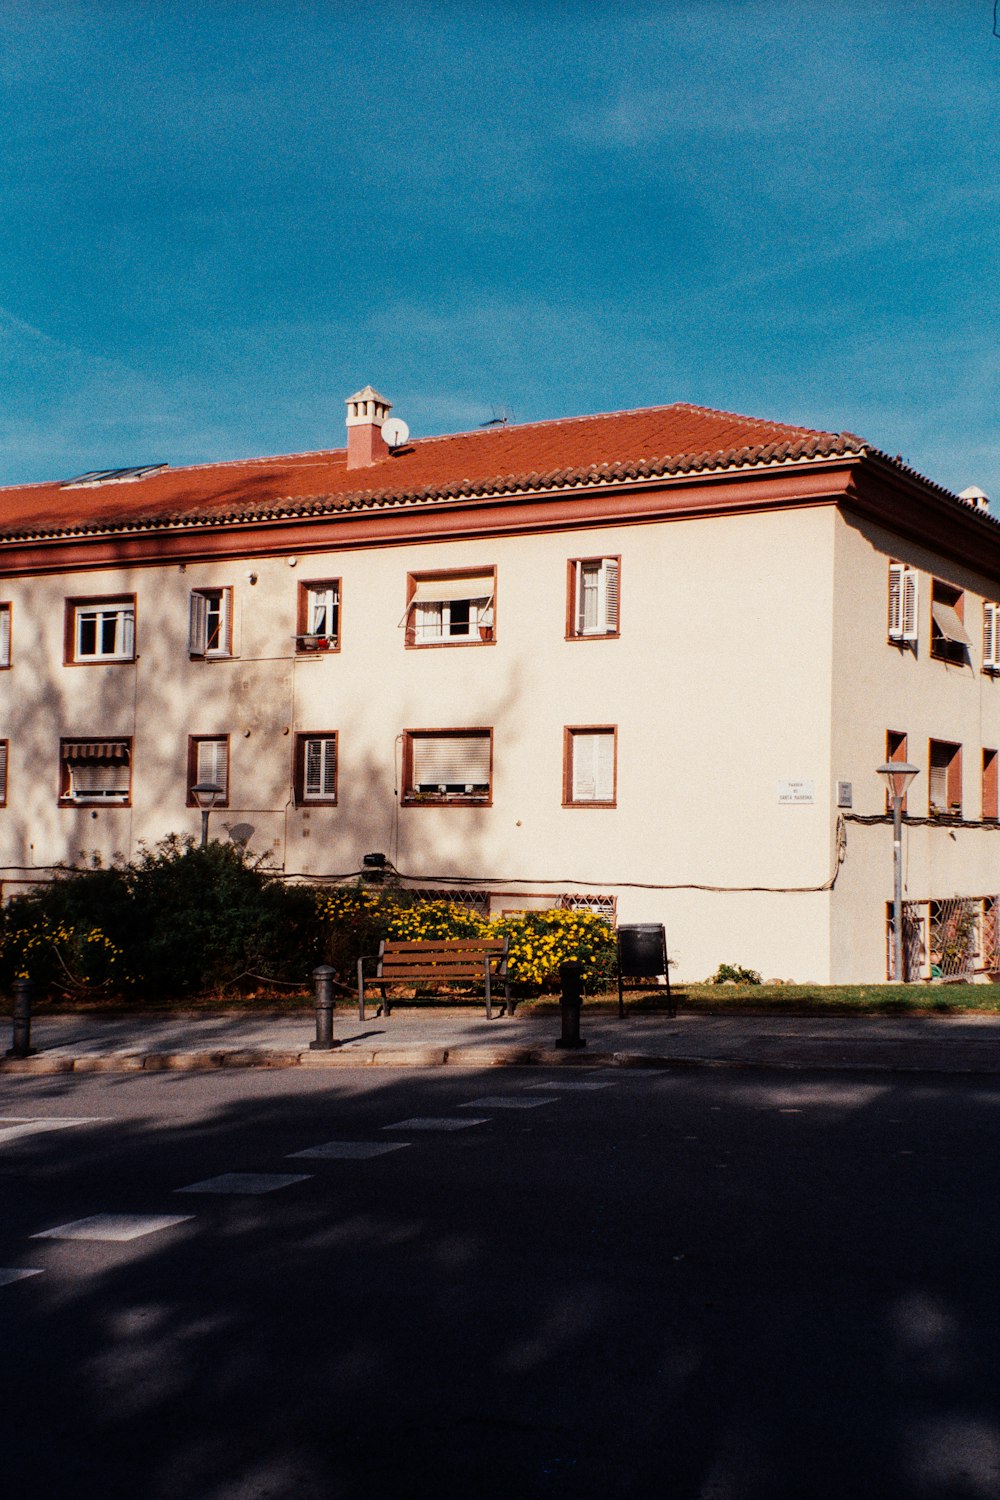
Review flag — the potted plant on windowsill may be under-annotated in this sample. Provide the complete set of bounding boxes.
[296,634,333,652]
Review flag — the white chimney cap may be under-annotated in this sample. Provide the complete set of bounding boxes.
[959,485,990,512]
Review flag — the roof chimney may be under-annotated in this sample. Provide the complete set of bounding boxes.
[345,386,391,468]
[959,485,991,514]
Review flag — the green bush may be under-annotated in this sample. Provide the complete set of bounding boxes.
[0,836,321,1000]
[709,963,762,986]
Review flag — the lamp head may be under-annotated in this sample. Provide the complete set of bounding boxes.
[876,761,920,802]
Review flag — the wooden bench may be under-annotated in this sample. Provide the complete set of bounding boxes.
[357,938,511,1020]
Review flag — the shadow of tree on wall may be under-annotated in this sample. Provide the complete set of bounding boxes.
[1,1067,999,1498]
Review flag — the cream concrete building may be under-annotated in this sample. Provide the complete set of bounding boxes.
[1,389,998,983]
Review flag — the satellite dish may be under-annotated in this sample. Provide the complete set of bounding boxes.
[382,417,410,450]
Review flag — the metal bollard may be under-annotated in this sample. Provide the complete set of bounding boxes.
[555,960,587,1050]
[309,965,336,1051]
[7,977,36,1059]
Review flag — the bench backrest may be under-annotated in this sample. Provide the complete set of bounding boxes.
[378,938,507,980]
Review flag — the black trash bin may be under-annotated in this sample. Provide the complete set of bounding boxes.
[616,923,673,1017]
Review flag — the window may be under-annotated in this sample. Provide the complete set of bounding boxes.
[295,734,338,804]
[930,580,970,665]
[296,581,340,652]
[66,597,135,662]
[568,558,620,638]
[189,588,232,658]
[887,562,917,643]
[984,603,1000,674]
[402,570,495,646]
[886,730,909,813]
[0,604,10,668]
[0,740,7,805]
[929,739,962,818]
[564,727,617,806]
[402,730,492,804]
[187,736,229,807]
[984,750,998,822]
[59,739,131,805]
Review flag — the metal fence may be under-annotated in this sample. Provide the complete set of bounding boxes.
[888,896,999,981]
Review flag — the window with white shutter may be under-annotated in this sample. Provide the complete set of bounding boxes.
[187,736,229,805]
[984,603,1000,673]
[402,571,496,645]
[296,734,338,803]
[0,605,10,668]
[887,563,917,643]
[569,558,620,637]
[189,589,232,657]
[403,730,492,803]
[0,739,7,805]
[564,727,617,806]
[67,598,135,662]
[59,739,132,804]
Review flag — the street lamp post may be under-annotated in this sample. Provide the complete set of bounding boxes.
[191,781,224,847]
[876,760,920,983]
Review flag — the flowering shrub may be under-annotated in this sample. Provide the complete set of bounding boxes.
[388,900,489,943]
[489,909,616,992]
[315,888,615,997]
[0,916,127,991]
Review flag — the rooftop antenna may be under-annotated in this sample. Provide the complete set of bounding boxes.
[480,405,514,429]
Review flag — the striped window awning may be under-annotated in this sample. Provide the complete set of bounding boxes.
[62,740,130,761]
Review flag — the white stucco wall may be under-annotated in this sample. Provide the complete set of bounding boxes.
[830,509,1000,982]
[1,501,845,979]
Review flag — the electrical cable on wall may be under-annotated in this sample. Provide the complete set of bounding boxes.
[1,818,851,894]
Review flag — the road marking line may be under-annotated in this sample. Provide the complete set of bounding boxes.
[175,1172,312,1195]
[0,1117,107,1145]
[0,1268,43,1286]
[32,1214,194,1243]
[289,1142,411,1160]
[382,1117,488,1132]
[526,1081,615,1091]
[461,1098,556,1109]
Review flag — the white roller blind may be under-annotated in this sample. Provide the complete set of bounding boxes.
[0,606,9,667]
[571,732,615,802]
[931,600,971,647]
[71,762,129,796]
[196,738,228,796]
[412,734,490,790]
[409,576,493,605]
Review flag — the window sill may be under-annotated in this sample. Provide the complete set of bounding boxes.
[563,799,617,809]
[403,795,491,808]
[406,637,495,649]
[68,656,136,666]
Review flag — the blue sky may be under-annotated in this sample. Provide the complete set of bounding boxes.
[0,1,997,497]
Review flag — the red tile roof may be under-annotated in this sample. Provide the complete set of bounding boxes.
[0,399,938,541]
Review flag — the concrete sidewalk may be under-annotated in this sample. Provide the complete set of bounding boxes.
[3,1007,1000,1076]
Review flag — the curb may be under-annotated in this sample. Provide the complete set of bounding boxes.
[2,1044,1000,1078]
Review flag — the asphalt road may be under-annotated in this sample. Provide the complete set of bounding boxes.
[1,1064,999,1500]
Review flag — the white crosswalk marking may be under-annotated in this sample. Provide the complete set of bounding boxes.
[0,1117,106,1145]
[32,1214,194,1243]
[382,1117,487,1132]
[289,1142,410,1160]
[527,1081,616,1091]
[461,1097,556,1109]
[176,1173,311,1195]
[0,1268,43,1286]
